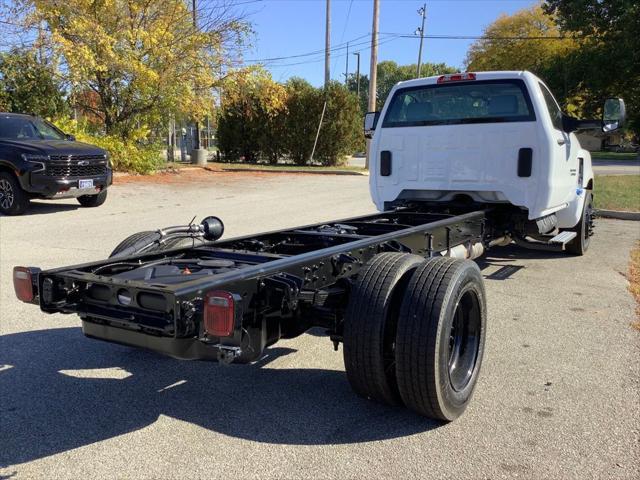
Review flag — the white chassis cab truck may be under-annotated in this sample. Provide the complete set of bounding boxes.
[13,71,625,423]
[366,71,625,255]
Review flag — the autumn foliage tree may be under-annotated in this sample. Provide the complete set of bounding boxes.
[217,69,288,163]
[21,0,249,139]
[465,5,577,74]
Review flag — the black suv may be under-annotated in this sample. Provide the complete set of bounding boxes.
[0,113,112,215]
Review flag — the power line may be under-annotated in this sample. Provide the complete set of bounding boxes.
[243,33,370,63]
[251,35,401,68]
[382,32,587,40]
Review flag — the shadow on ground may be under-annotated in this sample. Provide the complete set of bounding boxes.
[0,327,437,467]
[0,200,80,217]
[0,244,570,467]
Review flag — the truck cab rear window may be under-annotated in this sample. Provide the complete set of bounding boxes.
[382,79,535,127]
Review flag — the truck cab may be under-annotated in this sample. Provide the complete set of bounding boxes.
[365,71,625,253]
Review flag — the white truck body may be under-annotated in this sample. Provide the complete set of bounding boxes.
[368,71,593,229]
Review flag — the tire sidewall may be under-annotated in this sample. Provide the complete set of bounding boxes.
[0,172,28,215]
[433,262,487,419]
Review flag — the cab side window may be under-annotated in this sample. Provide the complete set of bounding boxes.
[539,83,563,131]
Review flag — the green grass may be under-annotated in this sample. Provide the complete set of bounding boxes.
[591,151,638,161]
[594,175,640,211]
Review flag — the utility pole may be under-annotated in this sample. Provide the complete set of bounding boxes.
[366,0,380,170]
[344,42,349,85]
[353,52,360,98]
[416,3,426,77]
[191,0,206,165]
[325,0,331,88]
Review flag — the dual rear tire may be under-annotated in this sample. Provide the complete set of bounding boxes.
[343,252,486,421]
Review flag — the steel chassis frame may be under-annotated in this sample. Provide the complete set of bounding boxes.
[36,207,487,362]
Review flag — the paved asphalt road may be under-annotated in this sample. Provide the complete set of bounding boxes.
[592,158,640,176]
[1,172,638,479]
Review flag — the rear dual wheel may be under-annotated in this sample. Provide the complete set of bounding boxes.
[343,253,486,421]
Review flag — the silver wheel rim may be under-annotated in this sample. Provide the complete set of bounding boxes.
[0,179,14,209]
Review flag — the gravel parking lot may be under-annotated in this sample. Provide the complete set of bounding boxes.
[1,171,638,479]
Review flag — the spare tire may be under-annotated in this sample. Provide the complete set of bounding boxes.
[109,231,159,258]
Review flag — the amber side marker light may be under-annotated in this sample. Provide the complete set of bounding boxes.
[13,266,35,303]
[204,290,235,337]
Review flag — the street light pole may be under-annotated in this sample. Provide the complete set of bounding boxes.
[353,52,360,98]
[190,0,206,165]
[366,0,380,170]
[325,0,331,88]
[416,3,426,77]
[344,41,349,84]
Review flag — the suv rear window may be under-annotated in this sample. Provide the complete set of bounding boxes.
[382,79,535,127]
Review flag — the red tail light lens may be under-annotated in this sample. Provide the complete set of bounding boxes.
[13,266,35,302]
[204,291,235,337]
[437,73,476,84]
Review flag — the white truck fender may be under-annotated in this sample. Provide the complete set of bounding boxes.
[555,148,593,229]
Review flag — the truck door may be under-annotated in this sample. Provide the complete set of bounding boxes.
[538,82,578,208]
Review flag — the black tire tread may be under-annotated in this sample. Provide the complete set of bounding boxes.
[109,231,157,258]
[343,252,424,405]
[396,257,467,420]
[78,189,108,207]
[565,191,592,256]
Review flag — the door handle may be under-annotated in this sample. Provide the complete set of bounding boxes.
[556,137,566,145]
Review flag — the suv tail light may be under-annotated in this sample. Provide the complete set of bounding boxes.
[204,291,235,337]
[437,73,476,84]
[13,266,36,303]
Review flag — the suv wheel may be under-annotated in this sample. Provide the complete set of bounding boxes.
[0,172,29,216]
[77,189,108,208]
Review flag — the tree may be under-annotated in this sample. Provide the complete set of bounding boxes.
[22,0,249,139]
[464,5,584,114]
[347,61,457,114]
[0,47,67,117]
[313,81,361,165]
[283,77,324,165]
[465,5,577,75]
[218,76,361,166]
[217,69,288,163]
[543,0,640,133]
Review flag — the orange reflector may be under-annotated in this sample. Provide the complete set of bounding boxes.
[437,73,476,84]
[204,291,235,337]
[13,266,35,302]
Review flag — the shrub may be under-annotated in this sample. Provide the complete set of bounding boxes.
[217,69,288,163]
[218,74,362,166]
[52,117,162,174]
[313,81,361,166]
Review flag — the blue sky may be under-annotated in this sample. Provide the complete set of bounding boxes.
[239,0,538,86]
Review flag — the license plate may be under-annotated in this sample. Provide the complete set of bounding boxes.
[78,179,94,189]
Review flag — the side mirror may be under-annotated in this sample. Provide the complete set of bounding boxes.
[364,111,380,139]
[66,134,76,141]
[602,98,625,133]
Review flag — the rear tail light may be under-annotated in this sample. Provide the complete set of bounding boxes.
[13,266,36,303]
[204,291,235,337]
[437,73,476,84]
